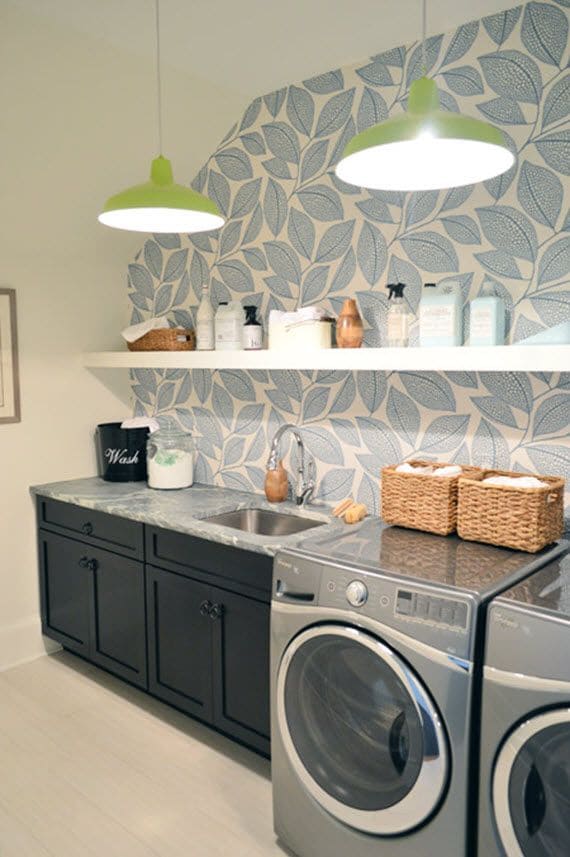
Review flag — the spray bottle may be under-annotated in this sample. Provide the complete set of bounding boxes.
[386,282,410,347]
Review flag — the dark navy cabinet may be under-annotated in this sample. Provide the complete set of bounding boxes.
[38,528,147,689]
[37,498,272,756]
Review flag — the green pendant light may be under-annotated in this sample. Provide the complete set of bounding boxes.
[98,0,224,234]
[336,1,515,191]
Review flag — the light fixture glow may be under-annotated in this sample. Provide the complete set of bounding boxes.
[98,1,223,234]
[335,4,515,192]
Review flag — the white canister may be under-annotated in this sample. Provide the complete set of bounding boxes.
[147,429,194,490]
[215,301,244,350]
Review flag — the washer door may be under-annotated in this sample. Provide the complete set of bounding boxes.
[493,708,570,857]
[276,624,449,835]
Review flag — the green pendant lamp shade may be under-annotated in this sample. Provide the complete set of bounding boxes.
[336,76,515,192]
[98,155,224,233]
[98,0,224,234]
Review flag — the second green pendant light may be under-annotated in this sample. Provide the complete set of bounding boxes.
[336,0,515,191]
[98,0,224,234]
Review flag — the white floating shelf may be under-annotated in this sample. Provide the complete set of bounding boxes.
[83,345,569,372]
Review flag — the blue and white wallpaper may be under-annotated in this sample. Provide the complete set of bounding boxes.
[127,1,569,518]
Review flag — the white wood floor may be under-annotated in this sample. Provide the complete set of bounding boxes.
[0,651,288,857]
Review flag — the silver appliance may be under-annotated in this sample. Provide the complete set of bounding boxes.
[478,551,570,857]
[270,521,566,857]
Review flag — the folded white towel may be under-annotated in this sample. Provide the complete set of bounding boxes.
[483,475,548,488]
[121,317,169,343]
[395,463,435,475]
[121,417,160,433]
[433,465,462,478]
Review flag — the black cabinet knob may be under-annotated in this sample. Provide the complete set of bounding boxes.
[200,599,213,617]
[209,603,224,620]
[78,556,89,568]
[87,558,99,572]
[82,522,93,536]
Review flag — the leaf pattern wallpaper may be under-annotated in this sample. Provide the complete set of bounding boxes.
[127,1,570,523]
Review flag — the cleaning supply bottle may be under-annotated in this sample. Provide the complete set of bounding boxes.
[386,282,410,347]
[242,305,263,350]
[469,281,506,346]
[419,281,463,347]
[196,284,214,350]
[215,301,244,350]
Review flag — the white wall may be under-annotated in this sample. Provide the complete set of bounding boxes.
[0,2,245,670]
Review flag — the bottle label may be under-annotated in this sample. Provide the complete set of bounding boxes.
[387,313,409,343]
[215,318,242,348]
[243,326,263,350]
[420,305,456,337]
[196,320,214,350]
[470,306,494,342]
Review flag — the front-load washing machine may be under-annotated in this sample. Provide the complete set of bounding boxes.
[478,550,570,857]
[270,521,565,857]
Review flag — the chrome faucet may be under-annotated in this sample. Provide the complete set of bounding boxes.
[266,424,316,506]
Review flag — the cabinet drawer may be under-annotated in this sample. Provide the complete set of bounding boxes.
[146,526,272,597]
[37,497,143,560]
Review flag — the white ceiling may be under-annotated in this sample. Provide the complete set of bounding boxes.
[11,0,520,97]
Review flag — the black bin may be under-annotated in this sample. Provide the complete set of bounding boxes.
[96,422,149,482]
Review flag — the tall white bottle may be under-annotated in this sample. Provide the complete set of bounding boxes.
[196,285,214,350]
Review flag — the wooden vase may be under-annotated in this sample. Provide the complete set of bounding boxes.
[336,299,364,348]
[264,460,289,503]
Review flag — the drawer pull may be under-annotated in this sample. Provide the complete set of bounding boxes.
[82,522,93,536]
[87,558,99,572]
[78,556,89,568]
[209,603,224,621]
[200,599,213,617]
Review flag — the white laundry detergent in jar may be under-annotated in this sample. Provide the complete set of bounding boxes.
[147,428,194,489]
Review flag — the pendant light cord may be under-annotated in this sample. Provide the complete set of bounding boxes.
[421,0,427,74]
[155,0,163,155]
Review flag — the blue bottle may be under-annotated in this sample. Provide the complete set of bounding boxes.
[469,282,505,346]
[419,281,463,347]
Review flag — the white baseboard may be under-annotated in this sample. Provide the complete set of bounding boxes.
[0,615,61,672]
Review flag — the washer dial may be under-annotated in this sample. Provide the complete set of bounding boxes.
[346,580,368,607]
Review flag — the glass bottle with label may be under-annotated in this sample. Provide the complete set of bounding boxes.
[386,282,411,347]
[196,285,214,350]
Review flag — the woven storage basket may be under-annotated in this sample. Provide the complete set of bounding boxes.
[381,460,483,536]
[127,328,195,351]
[457,469,565,553]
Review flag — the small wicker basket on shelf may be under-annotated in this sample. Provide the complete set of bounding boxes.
[127,328,195,352]
[457,469,565,553]
[381,460,483,536]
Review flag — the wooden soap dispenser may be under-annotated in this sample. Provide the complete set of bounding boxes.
[264,459,289,502]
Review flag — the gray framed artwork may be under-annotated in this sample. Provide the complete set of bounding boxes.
[0,288,21,424]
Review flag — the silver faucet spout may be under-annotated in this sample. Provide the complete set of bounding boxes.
[267,423,316,506]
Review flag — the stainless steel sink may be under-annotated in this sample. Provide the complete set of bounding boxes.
[203,508,326,537]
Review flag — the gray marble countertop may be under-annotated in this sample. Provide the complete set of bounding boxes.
[31,477,349,556]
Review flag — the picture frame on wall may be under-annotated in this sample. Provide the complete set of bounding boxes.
[0,288,21,424]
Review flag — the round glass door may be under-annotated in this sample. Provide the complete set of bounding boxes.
[493,709,570,857]
[276,624,448,835]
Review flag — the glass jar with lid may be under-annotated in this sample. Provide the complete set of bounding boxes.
[147,427,194,490]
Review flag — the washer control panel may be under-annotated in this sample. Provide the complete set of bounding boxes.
[346,580,369,607]
[396,589,468,629]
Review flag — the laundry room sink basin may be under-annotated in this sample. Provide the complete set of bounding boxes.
[203,508,326,537]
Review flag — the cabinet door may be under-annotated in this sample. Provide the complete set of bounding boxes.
[146,565,214,722]
[211,588,270,755]
[38,531,91,656]
[89,546,147,689]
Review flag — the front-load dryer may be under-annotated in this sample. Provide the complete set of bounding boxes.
[478,550,570,857]
[270,522,565,857]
